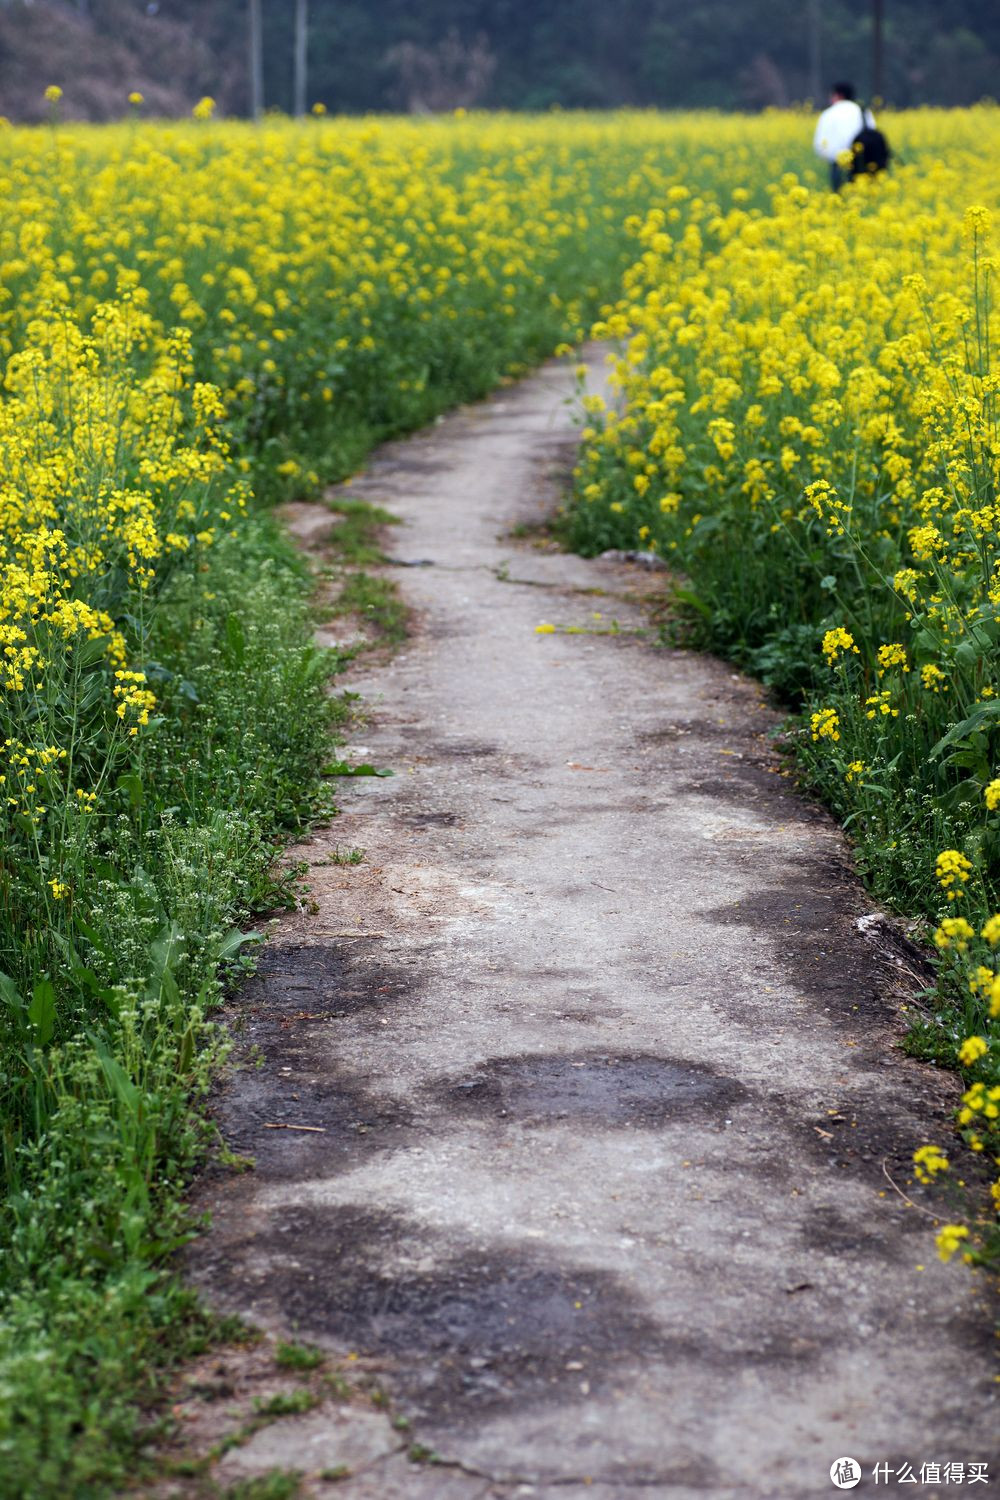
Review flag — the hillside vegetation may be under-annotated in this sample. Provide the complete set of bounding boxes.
[1,0,998,120]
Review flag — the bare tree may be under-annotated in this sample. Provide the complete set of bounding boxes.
[293,0,307,116]
[872,0,885,99]
[807,0,821,103]
[740,52,788,109]
[248,0,263,117]
[384,30,495,114]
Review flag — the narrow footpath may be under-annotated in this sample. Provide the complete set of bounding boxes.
[187,350,998,1499]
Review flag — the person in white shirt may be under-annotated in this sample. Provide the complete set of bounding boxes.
[813,81,876,191]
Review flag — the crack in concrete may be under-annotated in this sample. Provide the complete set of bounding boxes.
[409,1450,709,1489]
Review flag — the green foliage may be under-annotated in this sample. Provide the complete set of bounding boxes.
[254,1389,318,1417]
[327,847,365,866]
[273,1341,325,1372]
[322,498,401,567]
[0,527,336,1499]
[224,1474,303,1500]
[329,573,408,647]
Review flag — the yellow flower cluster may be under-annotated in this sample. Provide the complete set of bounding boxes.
[810,707,840,742]
[913,1144,949,1183]
[958,1081,1000,1131]
[958,1035,989,1066]
[822,627,857,665]
[933,916,975,953]
[0,110,736,464]
[936,1223,970,1263]
[0,301,240,877]
[936,848,973,899]
[876,643,909,674]
[576,111,1000,741]
[112,670,156,734]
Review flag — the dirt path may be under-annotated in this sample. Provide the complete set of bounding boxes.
[186,350,997,1498]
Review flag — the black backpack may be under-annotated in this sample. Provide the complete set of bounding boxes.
[850,113,891,178]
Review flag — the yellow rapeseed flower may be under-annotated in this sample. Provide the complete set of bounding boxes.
[936,1223,969,1262]
[958,1035,989,1066]
[936,849,974,900]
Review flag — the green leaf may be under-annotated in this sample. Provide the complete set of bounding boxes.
[217,928,260,962]
[0,969,25,1017]
[95,1044,141,1111]
[672,586,712,619]
[74,636,113,669]
[954,639,982,670]
[177,1026,195,1075]
[145,921,185,1002]
[68,963,102,998]
[74,913,112,957]
[322,761,393,778]
[930,701,1000,758]
[938,778,985,812]
[225,611,246,665]
[155,963,182,1008]
[117,772,144,810]
[28,979,56,1048]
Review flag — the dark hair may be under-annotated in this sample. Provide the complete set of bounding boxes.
[831,80,856,100]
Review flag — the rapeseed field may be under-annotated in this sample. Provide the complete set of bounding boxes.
[0,105,796,1497]
[2,101,998,1490]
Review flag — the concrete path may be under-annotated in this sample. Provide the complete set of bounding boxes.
[188,350,998,1499]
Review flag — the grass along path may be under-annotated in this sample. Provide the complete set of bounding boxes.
[164,351,998,1497]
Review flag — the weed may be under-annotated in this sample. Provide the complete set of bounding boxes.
[326,572,408,646]
[327,847,365,865]
[224,1473,303,1500]
[250,859,312,914]
[321,1372,353,1401]
[254,1389,319,1418]
[321,498,401,566]
[274,1341,325,1372]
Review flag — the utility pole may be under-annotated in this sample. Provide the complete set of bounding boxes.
[872,0,885,101]
[248,0,264,119]
[293,0,308,116]
[807,0,821,104]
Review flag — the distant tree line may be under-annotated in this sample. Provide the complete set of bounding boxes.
[0,0,997,120]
